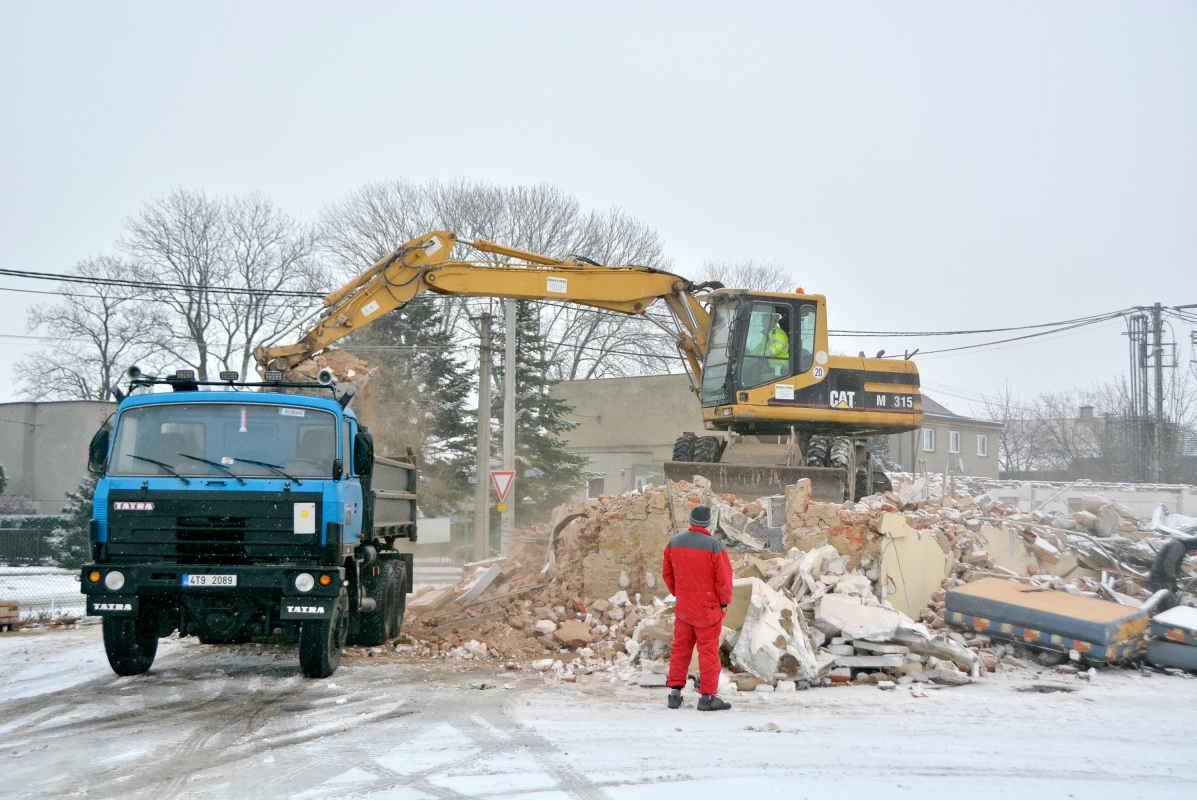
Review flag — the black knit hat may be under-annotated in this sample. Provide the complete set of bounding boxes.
[689,504,712,528]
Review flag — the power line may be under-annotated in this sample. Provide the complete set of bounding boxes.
[827,309,1128,337]
[0,268,324,299]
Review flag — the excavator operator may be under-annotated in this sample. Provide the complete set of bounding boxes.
[742,307,790,386]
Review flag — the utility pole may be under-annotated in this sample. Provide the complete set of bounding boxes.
[1152,302,1164,482]
[501,300,517,554]
[473,312,493,562]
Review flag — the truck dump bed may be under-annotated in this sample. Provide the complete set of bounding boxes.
[371,456,417,529]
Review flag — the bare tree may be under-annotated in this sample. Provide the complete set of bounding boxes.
[697,258,794,292]
[978,382,1044,477]
[121,189,324,380]
[209,194,325,379]
[120,189,227,380]
[16,256,166,401]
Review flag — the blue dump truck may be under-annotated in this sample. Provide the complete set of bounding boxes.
[79,368,416,678]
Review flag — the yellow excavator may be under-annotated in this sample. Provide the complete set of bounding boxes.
[254,231,923,501]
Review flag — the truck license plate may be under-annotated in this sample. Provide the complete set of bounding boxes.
[183,574,237,587]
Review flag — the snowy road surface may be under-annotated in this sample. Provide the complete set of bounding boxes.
[2,625,1195,799]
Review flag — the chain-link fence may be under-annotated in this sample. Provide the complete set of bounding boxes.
[0,566,85,622]
[0,529,85,623]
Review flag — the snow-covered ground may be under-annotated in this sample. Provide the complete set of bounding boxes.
[0,567,85,620]
[0,559,460,624]
[1,625,1194,799]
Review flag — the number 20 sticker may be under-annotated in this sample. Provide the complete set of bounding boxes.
[813,366,825,379]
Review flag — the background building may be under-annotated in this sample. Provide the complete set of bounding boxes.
[0,401,115,512]
[887,396,1003,479]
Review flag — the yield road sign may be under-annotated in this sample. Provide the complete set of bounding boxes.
[491,471,515,502]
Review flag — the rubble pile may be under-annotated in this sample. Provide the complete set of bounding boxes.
[400,475,1197,689]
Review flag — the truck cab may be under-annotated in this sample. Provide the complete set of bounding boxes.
[80,372,415,678]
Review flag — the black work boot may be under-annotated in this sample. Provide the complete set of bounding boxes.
[697,694,731,711]
[667,688,683,709]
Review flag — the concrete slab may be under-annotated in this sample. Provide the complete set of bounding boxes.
[876,513,950,618]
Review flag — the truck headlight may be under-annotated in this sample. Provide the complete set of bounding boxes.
[294,573,315,593]
[104,571,125,591]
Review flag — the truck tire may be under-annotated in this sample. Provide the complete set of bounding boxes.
[692,436,723,463]
[299,592,348,679]
[355,561,406,647]
[103,613,159,676]
[672,434,696,462]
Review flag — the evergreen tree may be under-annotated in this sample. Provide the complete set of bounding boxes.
[494,301,588,529]
[51,475,96,569]
[341,297,475,516]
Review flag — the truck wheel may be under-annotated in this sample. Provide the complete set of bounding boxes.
[671,434,696,462]
[103,613,159,676]
[692,436,723,463]
[355,561,405,647]
[387,561,408,640]
[299,592,348,679]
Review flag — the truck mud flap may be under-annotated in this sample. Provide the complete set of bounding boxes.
[87,596,138,616]
[280,598,335,620]
[663,462,848,502]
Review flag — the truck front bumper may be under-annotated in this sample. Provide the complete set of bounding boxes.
[80,563,346,619]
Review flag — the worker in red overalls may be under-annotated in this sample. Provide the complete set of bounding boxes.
[662,504,734,711]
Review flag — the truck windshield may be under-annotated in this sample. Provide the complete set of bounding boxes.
[700,302,736,405]
[109,403,339,480]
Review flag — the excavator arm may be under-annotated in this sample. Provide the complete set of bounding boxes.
[254,230,712,378]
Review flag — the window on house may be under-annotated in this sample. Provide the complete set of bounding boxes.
[949,431,961,454]
[976,434,988,457]
[586,476,605,499]
[921,428,935,452]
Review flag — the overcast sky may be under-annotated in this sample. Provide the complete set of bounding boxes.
[1,1,1194,413]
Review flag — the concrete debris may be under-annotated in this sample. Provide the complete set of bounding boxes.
[726,578,818,682]
[816,595,900,642]
[398,473,1195,695]
[456,564,504,603]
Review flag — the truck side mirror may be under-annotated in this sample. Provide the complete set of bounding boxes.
[353,431,374,476]
[332,459,344,481]
[87,428,110,475]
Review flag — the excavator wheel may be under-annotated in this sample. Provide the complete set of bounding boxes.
[692,436,723,463]
[672,433,697,462]
[806,435,830,467]
[829,437,854,470]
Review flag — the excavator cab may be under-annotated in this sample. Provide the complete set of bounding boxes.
[699,292,818,410]
[669,288,924,503]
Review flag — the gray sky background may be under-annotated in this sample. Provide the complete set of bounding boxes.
[1,1,1194,414]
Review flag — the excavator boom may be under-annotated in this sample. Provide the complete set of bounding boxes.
[255,231,710,380]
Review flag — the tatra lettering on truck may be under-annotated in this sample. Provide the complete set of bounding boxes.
[81,368,417,679]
